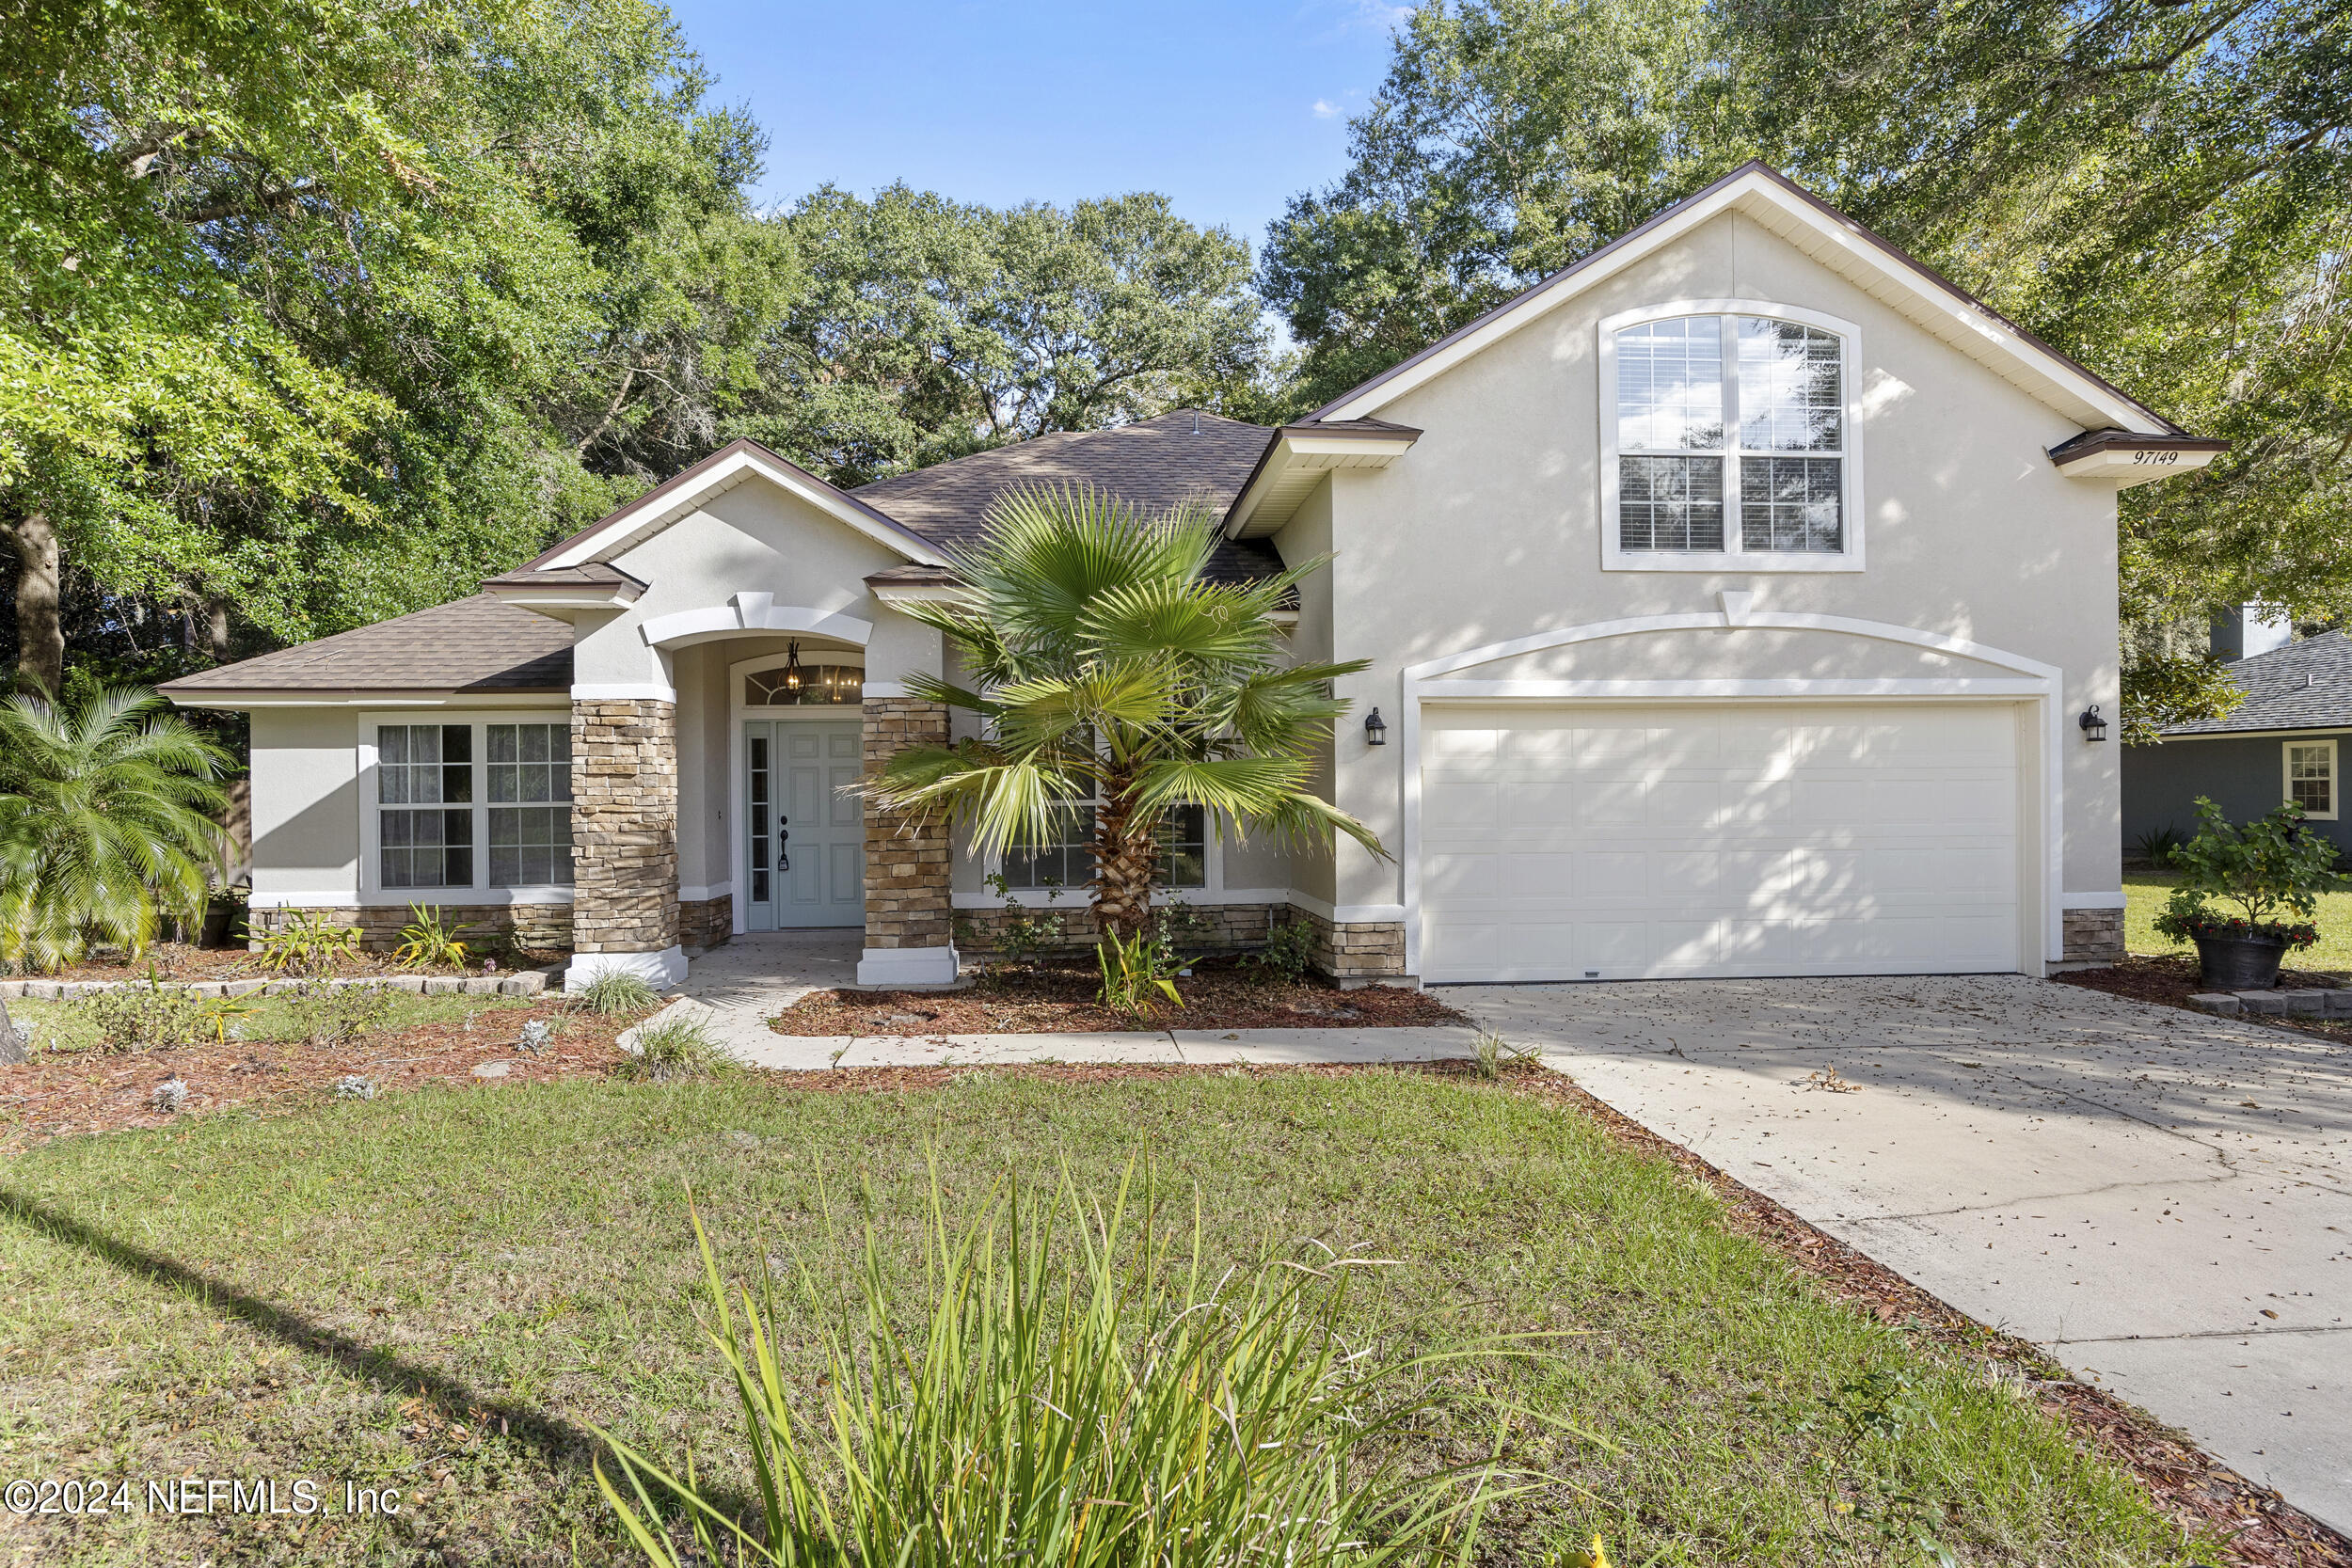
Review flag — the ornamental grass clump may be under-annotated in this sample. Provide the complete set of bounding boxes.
[2153,797,2343,951]
[595,1164,1539,1568]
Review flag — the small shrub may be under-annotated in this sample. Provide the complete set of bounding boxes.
[333,1074,378,1101]
[615,1014,728,1081]
[84,985,209,1053]
[1248,917,1317,981]
[392,904,473,970]
[2133,823,2186,868]
[977,871,1068,976]
[570,971,660,1016]
[594,1165,1529,1567]
[2152,797,2343,948]
[150,1077,190,1114]
[284,982,394,1046]
[1096,926,1190,1018]
[249,910,361,975]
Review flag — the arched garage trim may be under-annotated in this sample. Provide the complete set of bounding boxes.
[1395,608,2065,977]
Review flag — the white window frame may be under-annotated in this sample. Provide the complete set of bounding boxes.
[358,710,578,906]
[2284,737,2338,820]
[1598,299,1866,574]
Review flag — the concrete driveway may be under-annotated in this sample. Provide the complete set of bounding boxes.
[1452,974,2352,1533]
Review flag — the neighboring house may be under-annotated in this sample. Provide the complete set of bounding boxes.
[2123,626,2352,859]
[160,163,2221,990]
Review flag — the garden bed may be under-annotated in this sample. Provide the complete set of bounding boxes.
[16,938,565,985]
[2056,954,2352,1043]
[0,994,627,1148]
[771,953,1469,1035]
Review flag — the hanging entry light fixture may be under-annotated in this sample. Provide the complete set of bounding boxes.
[782,641,804,699]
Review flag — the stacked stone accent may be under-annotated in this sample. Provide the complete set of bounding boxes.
[246,903,571,954]
[956,900,1279,954]
[571,699,680,957]
[2059,907,2124,966]
[678,895,734,953]
[862,698,953,950]
[1292,905,1408,983]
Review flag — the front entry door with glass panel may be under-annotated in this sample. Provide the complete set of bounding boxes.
[744,721,865,928]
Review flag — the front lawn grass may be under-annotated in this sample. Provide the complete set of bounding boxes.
[0,1070,2205,1566]
[2124,870,2352,971]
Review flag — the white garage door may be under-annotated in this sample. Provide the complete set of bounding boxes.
[1419,703,2021,983]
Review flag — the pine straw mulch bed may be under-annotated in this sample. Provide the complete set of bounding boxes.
[0,1003,628,1150]
[770,955,1470,1036]
[26,939,566,984]
[2055,954,2352,1045]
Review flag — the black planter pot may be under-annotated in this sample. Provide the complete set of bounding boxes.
[2193,931,2289,991]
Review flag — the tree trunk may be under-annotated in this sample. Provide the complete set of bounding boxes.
[1089,780,1161,943]
[0,997,23,1067]
[204,594,232,661]
[3,508,62,696]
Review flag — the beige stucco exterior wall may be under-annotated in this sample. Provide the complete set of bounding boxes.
[247,707,362,902]
[572,481,944,693]
[1317,208,2123,926]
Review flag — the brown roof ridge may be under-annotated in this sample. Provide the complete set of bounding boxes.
[849,409,1272,499]
[1308,159,2192,438]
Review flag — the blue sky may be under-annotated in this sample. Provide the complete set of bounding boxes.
[660,0,1406,248]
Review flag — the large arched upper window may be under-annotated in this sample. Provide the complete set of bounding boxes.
[1600,303,1863,572]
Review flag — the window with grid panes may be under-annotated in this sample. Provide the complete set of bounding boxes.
[1002,792,1207,891]
[377,724,473,887]
[1615,314,1847,557]
[486,723,573,885]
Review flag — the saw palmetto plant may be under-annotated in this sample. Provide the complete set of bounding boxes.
[862,483,1385,945]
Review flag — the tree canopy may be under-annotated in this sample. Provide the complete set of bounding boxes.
[1262,0,2351,735]
[0,1,1274,694]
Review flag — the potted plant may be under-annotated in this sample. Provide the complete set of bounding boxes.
[2153,798,2341,990]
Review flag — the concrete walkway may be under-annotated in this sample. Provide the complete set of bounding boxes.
[1450,974,2352,1534]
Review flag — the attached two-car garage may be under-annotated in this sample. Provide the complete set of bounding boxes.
[1417,702,2026,983]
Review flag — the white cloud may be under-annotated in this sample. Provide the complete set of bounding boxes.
[1311,99,1343,119]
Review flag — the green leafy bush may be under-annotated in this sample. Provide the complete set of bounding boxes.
[1096,927,1190,1017]
[977,871,1069,973]
[83,985,210,1053]
[2152,798,2342,949]
[595,1166,1529,1567]
[249,910,362,974]
[392,904,473,970]
[0,687,230,974]
[2133,824,2186,868]
[284,982,393,1046]
[1248,916,1318,981]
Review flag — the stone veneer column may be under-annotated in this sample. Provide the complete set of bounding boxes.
[2059,906,2125,967]
[566,697,683,990]
[857,696,957,986]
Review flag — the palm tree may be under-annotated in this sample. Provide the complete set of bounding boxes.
[866,484,1385,943]
[0,686,232,974]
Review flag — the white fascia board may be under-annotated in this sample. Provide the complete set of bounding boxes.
[2052,445,2223,486]
[484,587,635,618]
[542,450,950,571]
[162,691,558,710]
[638,594,875,651]
[1228,429,1419,536]
[868,582,968,606]
[1318,170,2169,437]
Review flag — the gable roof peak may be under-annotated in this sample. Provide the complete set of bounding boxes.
[1307,160,2185,439]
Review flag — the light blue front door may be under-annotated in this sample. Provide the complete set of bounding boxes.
[744,720,865,929]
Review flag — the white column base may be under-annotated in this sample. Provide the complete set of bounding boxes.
[855,944,960,987]
[566,945,688,993]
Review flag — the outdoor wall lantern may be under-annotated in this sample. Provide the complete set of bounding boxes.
[2078,705,2107,743]
[1364,707,1387,746]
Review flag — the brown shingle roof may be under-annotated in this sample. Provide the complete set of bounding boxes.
[160,594,572,698]
[851,410,1287,584]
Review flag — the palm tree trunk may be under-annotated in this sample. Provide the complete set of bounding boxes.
[4,507,63,696]
[1089,776,1160,942]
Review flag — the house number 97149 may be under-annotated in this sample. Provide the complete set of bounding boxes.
[2131,450,2180,465]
